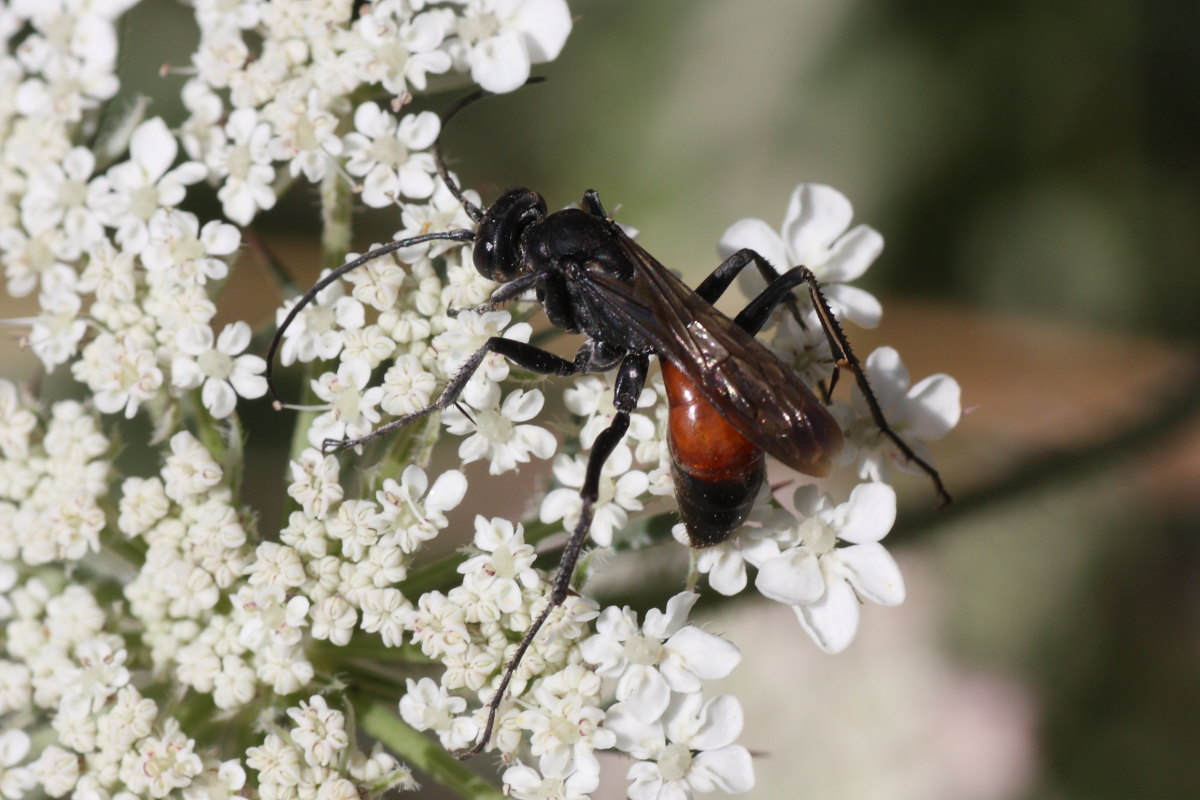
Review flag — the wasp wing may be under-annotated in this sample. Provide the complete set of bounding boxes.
[583,230,843,477]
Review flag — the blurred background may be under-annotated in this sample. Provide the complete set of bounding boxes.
[5,0,1200,797]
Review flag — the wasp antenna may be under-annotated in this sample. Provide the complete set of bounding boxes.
[265,229,475,404]
[434,77,548,224]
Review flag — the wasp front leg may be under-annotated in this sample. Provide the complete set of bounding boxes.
[456,351,650,758]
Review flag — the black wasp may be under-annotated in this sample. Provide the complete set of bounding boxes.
[266,83,950,757]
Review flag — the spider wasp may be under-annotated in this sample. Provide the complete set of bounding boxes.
[267,83,950,758]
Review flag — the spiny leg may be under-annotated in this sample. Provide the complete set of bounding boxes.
[455,352,649,759]
[322,337,579,452]
[735,265,952,506]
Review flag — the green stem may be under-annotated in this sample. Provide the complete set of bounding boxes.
[320,167,352,271]
[355,698,504,800]
[192,392,226,462]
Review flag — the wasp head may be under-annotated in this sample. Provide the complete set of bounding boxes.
[473,188,547,282]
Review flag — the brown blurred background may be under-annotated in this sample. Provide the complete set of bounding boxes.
[3,0,1198,797]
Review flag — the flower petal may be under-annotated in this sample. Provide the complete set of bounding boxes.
[823,283,882,329]
[837,482,896,545]
[689,694,743,751]
[820,223,883,283]
[904,373,962,440]
[202,378,237,419]
[755,547,823,605]
[617,665,671,723]
[718,217,788,271]
[643,591,698,638]
[425,470,467,513]
[469,31,531,94]
[864,346,910,409]
[663,626,740,689]
[131,117,178,181]
[840,542,905,606]
[794,577,860,654]
[514,0,572,62]
[690,745,755,794]
[783,183,853,259]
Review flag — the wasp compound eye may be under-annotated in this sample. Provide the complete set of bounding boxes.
[474,188,547,282]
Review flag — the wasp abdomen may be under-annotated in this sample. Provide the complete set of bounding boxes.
[662,360,765,548]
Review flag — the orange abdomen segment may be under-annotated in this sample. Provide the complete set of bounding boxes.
[662,360,762,483]
[662,360,765,547]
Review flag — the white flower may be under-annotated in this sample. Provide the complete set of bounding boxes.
[287,696,350,768]
[457,0,573,94]
[409,590,471,660]
[307,360,385,450]
[342,254,412,320]
[503,753,599,800]
[71,330,163,419]
[345,3,452,94]
[611,693,755,799]
[96,686,157,753]
[393,178,480,259]
[684,492,795,596]
[358,587,410,648]
[398,677,478,752]
[32,744,79,798]
[379,354,437,417]
[0,730,35,800]
[119,719,203,798]
[456,516,540,616]
[24,289,87,369]
[62,636,130,714]
[20,145,104,253]
[0,224,76,299]
[564,373,659,454]
[374,464,467,553]
[581,591,740,724]
[0,380,37,460]
[237,585,310,655]
[172,321,268,419]
[443,385,556,475]
[309,595,357,646]
[267,89,343,183]
[211,655,256,710]
[539,444,648,547]
[430,309,531,394]
[161,431,223,502]
[755,482,903,654]
[141,208,239,286]
[255,644,314,696]
[274,275,365,367]
[719,182,884,328]
[245,734,303,789]
[90,117,206,253]
[247,542,307,589]
[516,687,614,778]
[287,448,343,520]
[180,77,225,162]
[846,346,961,483]
[117,477,169,538]
[208,107,276,225]
[343,104,440,207]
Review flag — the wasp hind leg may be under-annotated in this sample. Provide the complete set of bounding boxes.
[731,266,951,506]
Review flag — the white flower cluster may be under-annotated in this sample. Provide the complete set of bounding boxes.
[0,2,963,800]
